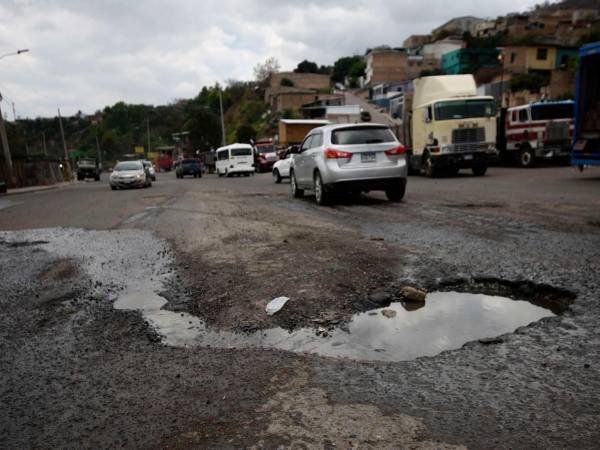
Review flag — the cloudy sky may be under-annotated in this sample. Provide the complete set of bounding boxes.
[0,0,541,118]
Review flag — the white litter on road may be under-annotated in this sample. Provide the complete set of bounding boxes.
[265,296,289,315]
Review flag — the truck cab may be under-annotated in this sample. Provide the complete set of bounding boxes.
[505,101,574,167]
[410,75,497,177]
[77,157,101,181]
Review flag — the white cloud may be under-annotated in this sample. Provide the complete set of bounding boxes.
[0,0,543,117]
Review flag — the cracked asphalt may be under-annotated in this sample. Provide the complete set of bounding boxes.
[1,166,599,449]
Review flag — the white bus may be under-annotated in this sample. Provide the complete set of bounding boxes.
[215,143,255,177]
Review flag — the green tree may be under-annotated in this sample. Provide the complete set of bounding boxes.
[280,78,294,87]
[236,124,257,143]
[295,60,319,73]
[331,56,363,83]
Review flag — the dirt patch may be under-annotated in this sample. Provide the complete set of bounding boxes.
[254,362,464,449]
[39,258,79,281]
[442,202,504,209]
[0,239,49,247]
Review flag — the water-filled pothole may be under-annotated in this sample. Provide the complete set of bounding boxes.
[117,289,562,362]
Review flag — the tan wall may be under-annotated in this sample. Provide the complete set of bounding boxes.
[270,72,330,90]
[279,123,324,146]
[370,52,409,83]
[549,69,575,98]
[276,92,318,112]
[504,46,529,74]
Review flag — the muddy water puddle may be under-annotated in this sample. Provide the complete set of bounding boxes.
[120,290,555,362]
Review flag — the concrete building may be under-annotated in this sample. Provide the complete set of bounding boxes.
[364,48,410,85]
[432,16,486,37]
[403,34,431,50]
[441,48,500,75]
[268,72,330,90]
[421,38,465,60]
[266,87,318,113]
[503,45,559,73]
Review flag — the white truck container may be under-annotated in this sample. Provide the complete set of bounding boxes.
[407,75,498,177]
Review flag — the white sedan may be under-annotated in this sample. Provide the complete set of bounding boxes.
[272,146,299,183]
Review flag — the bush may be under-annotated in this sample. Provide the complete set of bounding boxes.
[280,78,294,87]
[509,72,549,93]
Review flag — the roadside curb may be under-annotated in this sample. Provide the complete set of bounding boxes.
[4,181,74,196]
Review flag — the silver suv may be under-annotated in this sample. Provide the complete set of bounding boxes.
[289,123,407,205]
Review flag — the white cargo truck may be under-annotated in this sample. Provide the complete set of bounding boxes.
[403,75,498,177]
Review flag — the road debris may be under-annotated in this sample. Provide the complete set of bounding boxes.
[381,309,397,318]
[401,286,427,302]
[265,296,290,315]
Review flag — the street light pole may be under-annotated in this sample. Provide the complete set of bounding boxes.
[0,48,29,186]
[219,90,226,146]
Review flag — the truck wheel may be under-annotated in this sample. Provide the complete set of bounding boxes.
[518,146,535,168]
[472,165,488,176]
[111,185,117,191]
[273,169,282,184]
[422,152,439,178]
[385,180,406,202]
[314,171,332,206]
[290,171,304,198]
[445,165,460,177]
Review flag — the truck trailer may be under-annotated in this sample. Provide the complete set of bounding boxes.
[572,41,600,170]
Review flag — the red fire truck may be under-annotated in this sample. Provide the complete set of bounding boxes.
[504,101,574,167]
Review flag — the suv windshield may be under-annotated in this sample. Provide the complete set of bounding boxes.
[434,99,496,121]
[231,148,252,156]
[531,104,573,121]
[331,126,395,145]
[114,162,142,171]
[182,159,197,164]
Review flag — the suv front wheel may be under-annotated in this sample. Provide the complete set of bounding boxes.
[385,180,406,202]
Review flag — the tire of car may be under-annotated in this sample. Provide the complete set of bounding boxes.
[110,185,117,191]
[472,165,488,176]
[290,170,304,198]
[273,169,282,184]
[446,165,460,177]
[518,145,535,168]
[313,171,331,206]
[385,180,406,202]
[94,175,100,181]
[198,172,202,178]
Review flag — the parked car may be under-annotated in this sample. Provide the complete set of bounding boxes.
[142,160,157,181]
[109,161,152,190]
[289,123,407,205]
[360,110,372,122]
[176,159,202,178]
[272,145,299,183]
[77,157,101,181]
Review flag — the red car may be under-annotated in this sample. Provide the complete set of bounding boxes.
[254,141,278,173]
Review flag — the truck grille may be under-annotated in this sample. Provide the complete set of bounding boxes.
[545,121,569,143]
[452,127,485,144]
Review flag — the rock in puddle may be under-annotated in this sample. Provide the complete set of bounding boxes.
[400,286,427,303]
[381,309,397,319]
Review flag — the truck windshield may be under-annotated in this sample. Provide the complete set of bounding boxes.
[231,148,252,156]
[434,100,496,121]
[531,104,573,121]
[255,145,274,154]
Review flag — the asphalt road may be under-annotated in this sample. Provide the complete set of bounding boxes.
[1,166,600,448]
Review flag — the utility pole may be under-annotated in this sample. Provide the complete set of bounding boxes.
[42,131,47,156]
[95,131,102,168]
[146,117,151,155]
[219,90,226,146]
[57,108,68,160]
[11,102,16,121]
[0,94,14,185]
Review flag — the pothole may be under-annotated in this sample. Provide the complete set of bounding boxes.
[122,287,569,362]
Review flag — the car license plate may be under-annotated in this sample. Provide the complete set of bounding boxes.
[361,152,377,163]
[464,154,473,160]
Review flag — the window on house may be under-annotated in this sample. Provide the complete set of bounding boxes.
[536,48,548,60]
[510,52,516,63]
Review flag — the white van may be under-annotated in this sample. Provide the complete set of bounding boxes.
[215,143,255,177]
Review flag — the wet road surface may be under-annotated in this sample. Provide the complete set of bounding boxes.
[1,166,600,448]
